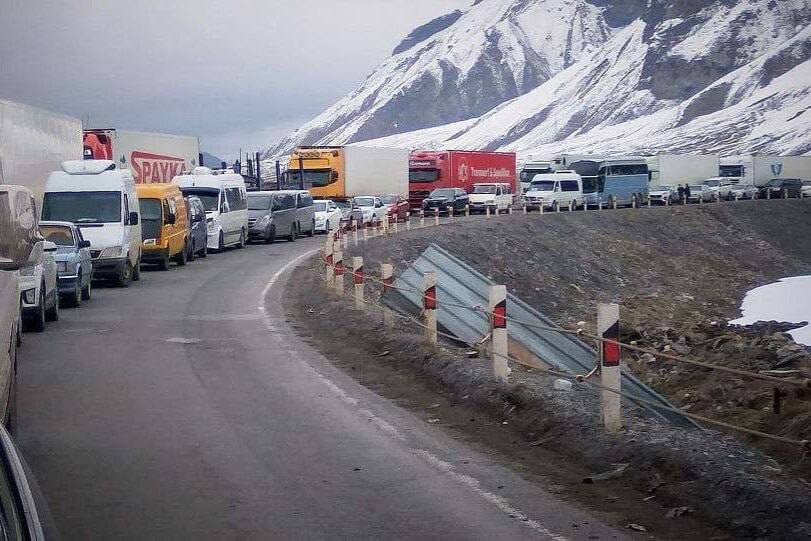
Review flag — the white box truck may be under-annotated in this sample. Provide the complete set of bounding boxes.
[646,154,719,187]
[83,128,200,184]
[720,155,811,185]
[287,145,409,200]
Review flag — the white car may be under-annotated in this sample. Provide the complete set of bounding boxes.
[702,177,735,199]
[352,196,387,225]
[468,183,514,213]
[314,199,343,233]
[648,185,675,205]
[18,240,59,332]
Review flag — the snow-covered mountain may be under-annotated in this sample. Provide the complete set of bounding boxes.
[266,0,811,161]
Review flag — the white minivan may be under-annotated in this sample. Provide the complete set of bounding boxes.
[41,160,142,287]
[524,171,583,211]
[468,183,514,214]
[174,167,248,251]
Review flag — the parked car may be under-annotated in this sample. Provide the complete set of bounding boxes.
[184,194,208,260]
[648,185,675,205]
[314,199,343,233]
[42,159,142,287]
[0,423,53,536]
[421,188,469,215]
[380,194,410,222]
[334,200,360,230]
[802,180,811,198]
[352,196,387,225]
[524,173,583,211]
[19,239,58,332]
[137,183,190,270]
[468,183,514,213]
[247,191,298,243]
[727,184,758,200]
[687,184,712,203]
[760,178,804,198]
[292,190,316,237]
[39,221,93,307]
[702,177,736,199]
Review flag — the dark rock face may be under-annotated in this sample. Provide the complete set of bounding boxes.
[392,10,464,55]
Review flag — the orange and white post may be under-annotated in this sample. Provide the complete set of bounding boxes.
[381,263,394,328]
[324,233,334,285]
[352,257,364,310]
[333,247,344,294]
[423,271,437,345]
[489,285,510,383]
[598,303,622,433]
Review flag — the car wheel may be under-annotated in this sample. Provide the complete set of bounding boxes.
[217,231,225,251]
[132,256,141,281]
[552,201,559,212]
[175,242,188,265]
[187,240,196,262]
[45,290,59,322]
[307,220,315,237]
[288,224,297,242]
[117,262,134,287]
[237,229,246,249]
[200,241,208,258]
[65,279,81,308]
[157,253,171,271]
[325,220,330,234]
[25,289,46,332]
[81,274,92,301]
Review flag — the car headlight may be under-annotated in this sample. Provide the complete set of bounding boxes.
[99,246,123,259]
[143,238,157,246]
[19,265,36,277]
[486,199,495,204]
[257,215,270,226]
[22,288,37,304]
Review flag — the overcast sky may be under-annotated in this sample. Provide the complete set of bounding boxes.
[0,0,468,160]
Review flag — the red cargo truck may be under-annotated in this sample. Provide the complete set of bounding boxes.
[408,150,516,209]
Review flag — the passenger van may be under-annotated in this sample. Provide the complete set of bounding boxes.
[42,160,142,286]
[524,172,583,211]
[292,190,315,237]
[247,191,298,243]
[136,183,190,270]
[173,167,248,251]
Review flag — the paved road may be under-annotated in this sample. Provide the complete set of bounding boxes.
[15,237,626,540]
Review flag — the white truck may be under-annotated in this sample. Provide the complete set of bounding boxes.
[720,155,811,186]
[83,128,200,184]
[646,154,719,188]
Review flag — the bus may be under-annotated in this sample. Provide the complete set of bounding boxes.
[582,157,649,208]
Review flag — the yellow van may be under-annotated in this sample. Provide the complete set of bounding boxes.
[136,183,190,270]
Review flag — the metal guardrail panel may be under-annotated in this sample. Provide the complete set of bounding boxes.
[390,243,694,428]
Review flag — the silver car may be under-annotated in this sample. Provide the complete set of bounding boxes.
[39,221,93,307]
[247,191,299,243]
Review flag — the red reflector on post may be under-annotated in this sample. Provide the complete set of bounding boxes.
[602,321,620,367]
[334,261,344,276]
[492,300,507,329]
[353,267,364,284]
[383,277,393,291]
[423,286,436,310]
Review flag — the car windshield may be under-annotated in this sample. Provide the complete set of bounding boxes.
[42,191,121,223]
[314,201,327,212]
[473,185,497,194]
[689,185,703,191]
[354,197,375,207]
[139,199,162,221]
[530,181,555,191]
[380,195,398,204]
[703,180,719,187]
[39,225,75,246]
[248,195,272,210]
[429,189,454,198]
[654,186,673,191]
[767,179,783,186]
[334,201,350,211]
[182,188,219,211]
[409,169,439,183]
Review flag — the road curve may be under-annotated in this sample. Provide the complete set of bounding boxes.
[15,237,626,540]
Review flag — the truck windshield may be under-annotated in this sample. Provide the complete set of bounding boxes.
[530,181,555,191]
[409,169,439,183]
[288,169,333,188]
[473,185,497,194]
[248,195,272,210]
[182,188,219,211]
[42,191,121,223]
[520,169,551,183]
[719,165,744,177]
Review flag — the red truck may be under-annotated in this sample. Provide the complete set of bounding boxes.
[408,150,516,209]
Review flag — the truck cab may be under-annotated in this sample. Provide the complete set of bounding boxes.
[519,161,554,193]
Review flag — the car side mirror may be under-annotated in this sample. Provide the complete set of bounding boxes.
[43,241,58,253]
[79,240,91,248]
[129,212,139,225]
[166,213,176,225]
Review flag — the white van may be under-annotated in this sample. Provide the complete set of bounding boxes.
[173,167,248,251]
[524,171,583,211]
[41,160,142,286]
[468,183,514,214]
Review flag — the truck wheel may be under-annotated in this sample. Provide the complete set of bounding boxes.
[118,262,135,285]
[200,242,208,258]
[132,256,141,282]
[81,274,92,301]
[64,280,81,308]
[45,291,59,322]
[265,226,275,244]
[237,230,246,249]
[157,254,170,271]
[175,243,188,265]
[288,224,297,242]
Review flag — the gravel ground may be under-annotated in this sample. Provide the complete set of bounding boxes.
[287,200,811,539]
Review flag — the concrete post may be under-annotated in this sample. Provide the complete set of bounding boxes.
[447,205,454,220]
[598,303,621,433]
[568,200,573,212]
[784,188,788,200]
[406,212,411,230]
[342,230,349,249]
[465,205,470,217]
[333,247,344,294]
[423,271,437,345]
[540,202,544,215]
[324,233,334,285]
[489,285,510,383]
[434,208,440,226]
[352,223,358,246]
[647,196,651,209]
[613,198,618,210]
[486,205,491,218]
[381,263,394,329]
[420,211,425,227]
[352,256,364,310]
[382,214,389,234]
[509,205,514,215]
[393,219,399,234]
[363,225,369,242]
[522,203,527,214]
[767,188,771,200]
[598,201,603,211]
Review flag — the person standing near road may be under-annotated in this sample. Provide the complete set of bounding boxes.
[684,184,691,202]
[677,185,685,203]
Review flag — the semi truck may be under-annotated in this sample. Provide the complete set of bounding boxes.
[286,145,408,201]
[646,154,719,187]
[408,150,516,209]
[518,160,555,193]
[720,155,811,185]
[83,128,200,184]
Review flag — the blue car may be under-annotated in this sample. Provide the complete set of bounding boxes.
[39,221,93,307]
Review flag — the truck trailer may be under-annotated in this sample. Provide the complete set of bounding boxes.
[0,99,83,205]
[408,150,516,209]
[83,128,200,184]
[287,145,408,201]
[646,154,719,187]
[719,155,811,186]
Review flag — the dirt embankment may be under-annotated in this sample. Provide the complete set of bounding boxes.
[286,200,811,539]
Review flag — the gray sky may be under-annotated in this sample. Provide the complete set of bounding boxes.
[0,0,468,160]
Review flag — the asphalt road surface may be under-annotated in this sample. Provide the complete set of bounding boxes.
[15,237,627,540]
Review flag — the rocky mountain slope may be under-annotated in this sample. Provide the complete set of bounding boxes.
[266,0,811,160]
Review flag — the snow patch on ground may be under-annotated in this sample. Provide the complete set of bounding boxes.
[729,276,811,345]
